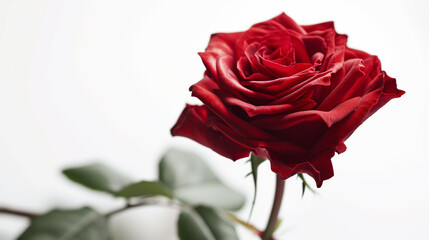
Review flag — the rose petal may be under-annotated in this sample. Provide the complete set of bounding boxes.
[302,21,335,33]
[318,59,366,110]
[311,84,384,154]
[252,97,361,130]
[216,56,277,101]
[263,147,336,187]
[367,72,405,117]
[271,13,306,34]
[336,141,347,153]
[223,95,317,117]
[191,78,278,140]
[210,120,306,153]
[244,42,277,78]
[345,47,371,60]
[237,56,272,81]
[307,149,336,187]
[302,35,328,58]
[241,67,316,93]
[171,104,250,160]
[261,58,313,77]
[198,52,219,79]
[319,33,347,73]
[271,70,332,104]
[205,32,242,55]
[198,32,243,79]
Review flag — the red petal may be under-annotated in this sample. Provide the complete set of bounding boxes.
[271,70,332,104]
[302,35,328,58]
[223,96,316,117]
[336,141,347,154]
[237,56,272,81]
[367,72,405,117]
[199,32,242,79]
[216,56,277,101]
[171,104,250,160]
[344,47,371,61]
[191,77,278,140]
[205,32,242,55]
[264,147,336,187]
[261,58,312,77]
[302,21,335,32]
[312,85,384,154]
[252,97,361,129]
[270,13,306,34]
[210,120,306,153]
[318,58,366,111]
[241,67,316,94]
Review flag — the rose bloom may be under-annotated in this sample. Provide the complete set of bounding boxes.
[171,13,404,187]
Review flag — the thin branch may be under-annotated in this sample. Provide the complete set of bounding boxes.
[105,197,185,218]
[0,207,39,219]
[227,212,259,235]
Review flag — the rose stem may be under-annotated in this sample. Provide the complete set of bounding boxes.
[105,198,186,218]
[0,207,39,219]
[261,174,285,240]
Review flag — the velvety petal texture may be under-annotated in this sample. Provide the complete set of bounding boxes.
[171,13,404,187]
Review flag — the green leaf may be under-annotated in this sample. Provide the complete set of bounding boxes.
[159,149,217,189]
[178,206,239,240]
[297,173,316,197]
[159,149,245,211]
[17,207,109,240]
[248,153,266,219]
[178,209,215,240]
[115,180,173,199]
[194,206,239,240]
[63,163,132,194]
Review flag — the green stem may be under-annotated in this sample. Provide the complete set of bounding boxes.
[105,198,185,218]
[261,175,285,240]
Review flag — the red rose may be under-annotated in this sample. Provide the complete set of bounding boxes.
[171,13,404,187]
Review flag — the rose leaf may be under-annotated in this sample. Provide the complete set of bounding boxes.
[62,163,132,194]
[159,149,245,211]
[115,180,173,199]
[178,206,239,240]
[17,207,110,240]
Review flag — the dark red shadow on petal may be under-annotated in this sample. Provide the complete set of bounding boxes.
[171,104,250,160]
[262,147,336,187]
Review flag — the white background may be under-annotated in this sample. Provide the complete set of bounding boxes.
[0,0,428,239]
